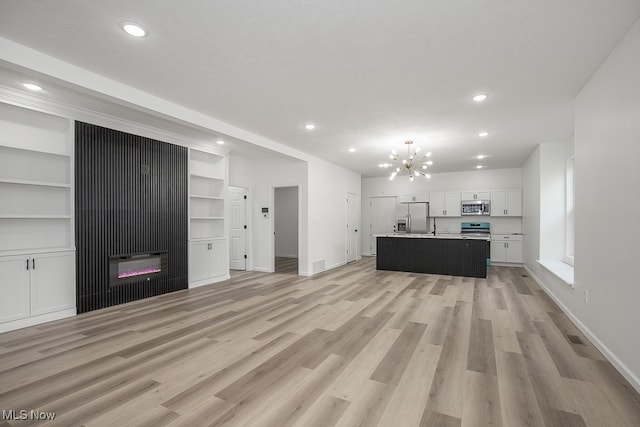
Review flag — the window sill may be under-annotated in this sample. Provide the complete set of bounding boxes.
[537,259,575,288]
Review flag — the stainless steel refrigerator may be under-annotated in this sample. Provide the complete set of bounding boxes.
[399,202,429,234]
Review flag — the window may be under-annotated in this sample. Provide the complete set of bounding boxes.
[564,157,575,266]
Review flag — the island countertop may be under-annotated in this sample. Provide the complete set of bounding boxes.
[372,233,490,241]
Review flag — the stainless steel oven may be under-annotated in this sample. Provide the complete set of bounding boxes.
[461,200,490,216]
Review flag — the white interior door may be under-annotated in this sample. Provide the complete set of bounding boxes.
[370,196,397,255]
[229,186,247,270]
[346,193,359,263]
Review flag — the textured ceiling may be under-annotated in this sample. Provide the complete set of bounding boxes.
[1,0,639,177]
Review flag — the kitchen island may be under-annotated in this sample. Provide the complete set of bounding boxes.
[375,234,489,278]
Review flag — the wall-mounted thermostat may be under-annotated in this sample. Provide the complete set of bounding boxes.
[262,207,269,218]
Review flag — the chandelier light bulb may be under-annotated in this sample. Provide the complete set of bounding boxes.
[426,160,433,165]
[409,175,414,182]
[422,165,427,170]
[425,174,431,179]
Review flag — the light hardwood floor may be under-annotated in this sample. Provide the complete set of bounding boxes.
[1,258,639,426]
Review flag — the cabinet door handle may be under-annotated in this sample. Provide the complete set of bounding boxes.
[26,259,30,270]
[32,258,36,270]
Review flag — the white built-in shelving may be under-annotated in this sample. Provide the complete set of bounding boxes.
[188,147,229,287]
[0,102,76,332]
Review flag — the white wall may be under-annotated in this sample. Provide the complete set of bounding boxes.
[524,19,640,391]
[246,158,308,273]
[229,155,361,276]
[361,168,523,254]
[575,19,640,388]
[308,158,362,273]
[274,186,299,258]
[522,147,541,269]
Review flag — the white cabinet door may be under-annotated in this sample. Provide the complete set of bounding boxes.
[491,191,507,216]
[505,241,523,263]
[30,251,76,316]
[429,192,461,217]
[506,190,522,217]
[0,255,31,323]
[475,191,491,200]
[210,240,228,278]
[491,190,522,216]
[444,192,461,217]
[429,192,445,217]
[461,191,490,201]
[189,241,210,283]
[490,241,507,263]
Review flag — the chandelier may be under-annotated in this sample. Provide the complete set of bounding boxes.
[379,140,433,181]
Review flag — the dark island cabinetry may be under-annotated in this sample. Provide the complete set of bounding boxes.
[376,237,488,278]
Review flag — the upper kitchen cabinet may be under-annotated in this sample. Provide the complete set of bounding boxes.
[491,190,522,217]
[397,194,428,203]
[461,191,490,201]
[429,191,461,217]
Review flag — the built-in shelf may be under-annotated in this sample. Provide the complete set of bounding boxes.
[0,178,71,188]
[188,147,228,287]
[190,216,224,220]
[190,195,225,200]
[0,102,76,332]
[0,103,74,254]
[0,215,72,219]
[190,237,227,242]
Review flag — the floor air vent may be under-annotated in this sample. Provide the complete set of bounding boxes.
[567,334,585,345]
[312,259,325,274]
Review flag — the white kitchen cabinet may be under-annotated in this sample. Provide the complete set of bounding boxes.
[0,251,75,325]
[0,255,31,323]
[491,190,522,217]
[30,251,76,316]
[189,239,228,287]
[397,193,428,203]
[429,192,461,217]
[461,191,491,201]
[490,235,523,263]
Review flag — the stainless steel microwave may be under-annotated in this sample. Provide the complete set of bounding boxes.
[461,200,490,216]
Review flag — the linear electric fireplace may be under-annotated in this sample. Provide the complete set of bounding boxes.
[109,251,168,286]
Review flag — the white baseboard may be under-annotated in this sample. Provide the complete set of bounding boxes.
[188,274,231,289]
[252,267,273,273]
[0,308,77,334]
[524,265,640,394]
[275,254,298,259]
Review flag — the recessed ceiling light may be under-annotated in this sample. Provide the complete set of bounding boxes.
[476,165,483,169]
[304,123,316,130]
[23,83,42,91]
[472,94,488,102]
[121,22,147,37]
[478,131,489,138]
[476,155,486,159]
[216,140,225,145]
[349,148,356,153]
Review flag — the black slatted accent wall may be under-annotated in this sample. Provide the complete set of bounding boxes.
[75,122,188,313]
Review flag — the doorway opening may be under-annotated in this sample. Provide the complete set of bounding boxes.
[229,186,248,271]
[274,186,299,275]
